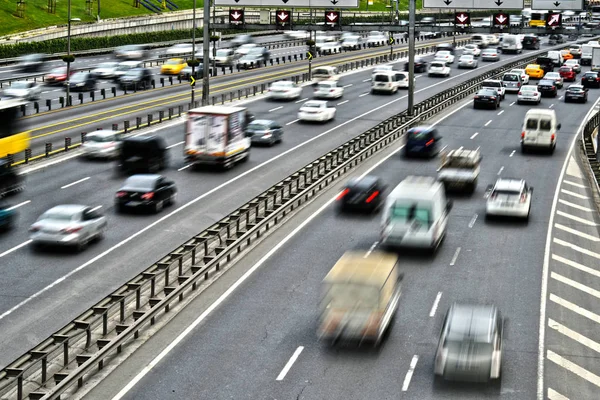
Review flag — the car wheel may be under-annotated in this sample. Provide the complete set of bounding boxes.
[95,227,105,242]
[154,200,164,214]
[167,192,177,206]
[517,100,521,105]
[75,240,87,253]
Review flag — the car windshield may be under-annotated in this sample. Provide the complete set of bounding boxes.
[313,68,332,75]
[322,283,379,309]
[374,75,390,82]
[466,44,476,49]
[545,73,559,79]
[117,64,136,71]
[247,122,269,131]
[88,133,116,142]
[585,72,597,77]
[318,82,335,89]
[478,89,496,96]
[566,60,578,65]
[503,75,518,81]
[10,82,32,89]
[436,51,450,57]
[248,48,264,54]
[539,80,554,86]
[431,63,445,68]
[511,69,524,74]
[521,86,537,92]
[272,81,293,88]
[559,67,572,72]
[123,176,156,191]
[390,203,432,228]
[460,55,473,61]
[71,73,87,82]
[569,86,584,92]
[96,62,117,69]
[124,69,142,77]
[39,211,77,222]
[491,189,521,201]
[482,50,495,54]
[483,81,500,87]
[166,59,182,65]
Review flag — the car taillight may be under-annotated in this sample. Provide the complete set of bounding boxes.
[141,192,154,200]
[520,194,527,203]
[551,134,556,140]
[337,188,350,201]
[116,191,127,197]
[426,139,435,146]
[61,226,82,234]
[521,131,525,138]
[534,92,538,96]
[330,89,335,92]
[518,92,522,95]
[474,95,479,99]
[552,86,556,89]
[517,83,521,87]
[29,226,40,232]
[491,96,496,100]
[366,191,380,203]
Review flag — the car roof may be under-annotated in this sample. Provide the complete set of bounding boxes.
[127,174,161,181]
[568,84,584,89]
[346,175,379,189]
[45,204,87,215]
[250,119,275,125]
[123,135,163,144]
[521,85,538,89]
[494,178,525,191]
[88,130,118,137]
[447,304,497,343]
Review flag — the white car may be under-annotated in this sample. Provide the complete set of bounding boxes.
[458,55,478,69]
[298,100,336,122]
[268,81,303,100]
[486,34,500,45]
[2,81,41,101]
[165,43,193,56]
[234,43,257,56]
[481,79,506,100]
[342,36,363,50]
[395,72,412,88]
[517,85,541,105]
[510,69,530,84]
[320,41,342,55]
[434,50,454,64]
[481,48,500,61]
[91,62,119,79]
[286,30,309,39]
[463,44,481,57]
[314,81,344,99]
[543,72,564,89]
[367,32,387,47]
[81,130,122,159]
[485,178,533,220]
[428,61,451,77]
[563,59,581,73]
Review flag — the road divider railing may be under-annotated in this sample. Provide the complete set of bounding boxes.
[6,38,472,167]
[581,106,600,194]
[0,48,542,400]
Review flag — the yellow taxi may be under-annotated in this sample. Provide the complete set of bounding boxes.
[525,64,544,79]
[561,50,573,60]
[160,58,187,75]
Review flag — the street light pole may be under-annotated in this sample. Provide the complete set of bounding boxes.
[66,0,72,106]
[191,0,196,106]
[202,0,210,106]
[407,0,415,116]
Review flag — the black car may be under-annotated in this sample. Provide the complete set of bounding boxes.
[536,57,554,74]
[473,88,501,109]
[564,84,588,103]
[548,34,565,45]
[537,79,558,97]
[336,175,386,213]
[0,160,24,197]
[404,126,442,158]
[117,136,169,175]
[404,57,428,73]
[245,119,284,146]
[238,47,270,69]
[119,68,152,90]
[522,35,540,50]
[115,174,177,214]
[582,71,600,88]
[0,202,16,232]
[66,72,97,92]
[17,54,45,73]
[179,65,204,81]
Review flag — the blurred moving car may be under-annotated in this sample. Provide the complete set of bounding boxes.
[560,49,573,60]
[336,176,387,213]
[312,66,339,82]
[29,205,107,251]
[214,49,239,67]
[480,48,500,62]
[473,88,500,109]
[17,54,45,73]
[537,79,558,97]
[2,81,41,101]
[481,80,505,100]
[160,58,187,75]
[245,119,283,146]
[234,43,257,56]
[458,54,478,69]
[437,148,481,194]
[317,251,402,346]
[543,72,564,88]
[517,85,541,105]
[0,202,16,232]
[113,61,143,81]
[81,129,122,159]
[117,136,169,175]
[371,71,401,94]
[486,178,533,220]
[367,31,387,47]
[45,66,76,86]
[434,50,455,64]
[314,80,344,99]
[463,44,481,57]
[298,100,336,122]
[563,59,581,74]
[179,65,203,81]
[582,71,600,88]
[115,174,177,214]
[564,84,589,103]
[320,41,342,55]
[404,126,442,158]
[119,68,153,90]
[434,303,503,382]
[404,57,428,73]
[0,160,24,197]
[268,81,302,100]
[525,64,544,79]
[522,34,540,50]
[428,61,451,77]
[342,36,363,50]
[165,43,193,56]
[286,30,309,39]
[66,72,97,92]
[114,44,149,60]
[569,44,582,58]
[558,66,577,82]
[231,34,254,47]
[91,62,119,79]
[510,68,529,84]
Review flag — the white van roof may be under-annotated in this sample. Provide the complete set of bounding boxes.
[525,108,556,118]
[389,176,443,201]
[189,105,246,114]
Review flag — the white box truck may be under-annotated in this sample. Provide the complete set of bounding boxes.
[185,105,251,168]
[582,44,600,66]
[592,47,600,72]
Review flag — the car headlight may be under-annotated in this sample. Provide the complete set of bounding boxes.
[76,83,85,87]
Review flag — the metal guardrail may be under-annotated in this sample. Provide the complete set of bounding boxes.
[582,107,600,194]
[0,46,543,400]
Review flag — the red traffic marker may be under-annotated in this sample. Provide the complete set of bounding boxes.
[276,10,291,25]
[494,13,508,26]
[454,12,470,25]
[325,11,340,24]
[229,9,244,24]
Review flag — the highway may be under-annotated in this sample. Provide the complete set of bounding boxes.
[83,63,600,400]
[0,38,561,369]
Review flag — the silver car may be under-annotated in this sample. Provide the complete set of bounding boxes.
[481,48,500,61]
[458,55,478,69]
[81,130,122,159]
[30,205,107,251]
[92,62,119,79]
[544,72,564,89]
[2,81,41,101]
[501,72,522,93]
[434,303,504,382]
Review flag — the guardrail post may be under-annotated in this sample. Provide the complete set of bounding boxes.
[124,120,130,133]
[178,105,183,116]
[136,117,142,129]
[34,101,39,114]
[151,79,156,89]
[111,87,116,97]
[169,76,173,85]
[67,95,73,107]
[159,110,164,122]
[168,108,173,119]
[59,97,64,108]
[221,94,225,104]
[112,123,118,131]
[78,93,84,104]
[24,148,31,164]
[81,132,87,143]
[46,99,51,111]
[101,88,106,99]
[160,77,164,87]
[123,85,127,95]
[45,143,52,157]
[65,137,71,151]
[148,114,153,126]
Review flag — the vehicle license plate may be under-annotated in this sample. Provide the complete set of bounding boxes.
[127,201,141,206]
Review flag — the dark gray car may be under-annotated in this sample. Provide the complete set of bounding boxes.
[245,119,283,146]
[434,303,504,383]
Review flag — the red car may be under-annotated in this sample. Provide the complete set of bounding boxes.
[45,66,77,86]
[558,66,576,82]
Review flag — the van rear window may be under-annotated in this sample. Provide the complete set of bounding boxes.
[374,74,390,82]
[526,119,538,129]
[540,120,552,130]
[391,204,431,227]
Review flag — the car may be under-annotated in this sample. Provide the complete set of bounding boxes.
[244,119,283,146]
[115,174,177,214]
[522,34,540,50]
[501,72,522,93]
[517,85,541,105]
[179,65,204,81]
[481,79,505,100]
[458,54,478,69]
[485,178,533,220]
[395,72,411,89]
[91,62,119,79]
[112,61,142,81]
[268,81,303,100]
[320,41,342,55]
[428,61,451,77]
[165,43,193,56]
[486,34,499,45]
[119,67,153,90]
[66,72,97,92]
[239,47,270,69]
[510,69,529,84]
[582,71,600,88]
[114,44,149,60]
[372,65,394,75]
[2,81,41,101]
[434,303,503,382]
[17,53,45,73]
[336,176,386,213]
[234,43,257,56]
[558,66,577,82]
[231,34,254,47]
[549,34,565,44]
[286,30,309,40]
[160,58,187,75]
[372,71,402,94]
[563,59,581,74]
[297,100,336,122]
[45,66,76,86]
[341,36,363,50]
[213,49,239,67]
[471,34,489,47]
[81,129,122,159]
[560,49,573,60]
[537,79,558,97]
[543,72,564,89]
[570,44,582,58]
[367,31,387,47]
[480,48,500,61]
[117,136,169,175]
[473,88,501,109]
[313,80,344,99]
[462,44,481,57]
[434,50,454,64]
[404,57,428,73]
[404,126,442,158]
[564,84,589,103]
[0,202,16,232]
[29,205,107,251]
[0,160,24,197]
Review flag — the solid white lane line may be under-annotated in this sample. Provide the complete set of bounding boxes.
[552,271,600,300]
[510,101,515,106]
[557,210,598,226]
[550,294,600,324]
[177,164,192,172]
[559,199,594,212]
[547,350,600,388]
[554,238,600,260]
[295,97,308,103]
[497,110,504,115]
[468,214,478,228]
[429,292,442,317]
[6,200,31,211]
[563,180,587,189]
[555,224,600,242]
[449,247,461,266]
[276,346,304,381]
[359,92,369,97]
[497,166,504,175]
[0,240,33,258]
[337,100,349,105]
[61,177,90,189]
[548,318,600,355]
[484,120,492,126]
[166,141,184,149]
[364,241,379,258]
[286,119,299,126]
[509,150,516,157]
[553,253,600,279]
[269,106,283,112]
[470,132,479,139]
[402,355,419,391]
[561,189,588,199]
[548,388,570,400]
[343,84,353,88]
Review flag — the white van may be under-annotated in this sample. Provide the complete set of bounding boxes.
[380,176,452,252]
[312,66,339,82]
[547,50,564,66]
[472,35,489,48]
[371,71,400,94]
[501,35,523,53]
[521,109,561,153]
[581,44,598,65]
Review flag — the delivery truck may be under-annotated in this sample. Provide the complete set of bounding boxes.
[184,106,252,168]
[592,47,600,72]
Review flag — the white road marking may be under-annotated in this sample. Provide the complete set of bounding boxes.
[295,97,308,103]
[429,292,442,317]
[362,78,371,82]
[558,96,564,100]
[550,104,555,108]
[553,253,600,279]
[6,200,31,211]
[484,119,492,126]
[470,132,479,139]
[497,166,504,175]
[555,223,600,242]
[556,210,598,226]
[337,100,349,105]
[402,355,419,391]
[561,189,588,199]
[509,150,516,157]
[497,110,504,115]
[468,214,478,228]
[359,92,369,97]
[554,238,600,260]
[286,119,299,125]
[177,164,192,172]
[166,141,184,149]
[268,106,283,112]
[343,84,353,88]
[60,176,90,189]
[548,388,570,400]
[0,240,33,258]
[563,180,587,189]
[548,318,600,355]
[559,199,594,212]
[510,101,515,106]
[547,350,600,388]
[552,271,600,300]
[364,241,379,258]
[276,346,304,381]
[550,293,600,324]
[450,247,461,266]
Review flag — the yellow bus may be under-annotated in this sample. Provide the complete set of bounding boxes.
[0,99,29,159]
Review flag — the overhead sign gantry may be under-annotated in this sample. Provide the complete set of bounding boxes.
[214,0,358,7]
[423,0,523,8]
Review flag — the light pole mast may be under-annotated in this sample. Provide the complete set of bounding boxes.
[407,0,415,116]
[202,0,210,105]
[66,0,72,106]
[191,0,197,106]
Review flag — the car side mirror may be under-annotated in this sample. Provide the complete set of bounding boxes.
[557,123,562,130]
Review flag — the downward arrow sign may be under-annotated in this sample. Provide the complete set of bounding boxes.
[327,12,338,22]
[278,12,288,20]
[496,14,506,23]
[495,0,502,5]
[443,0,452,4]
[234,0,239,2]
[331,0,338,4]
[231,11,241,19]
[554,1,560,5]
[457,14,468,23]
[282,0,289,3]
